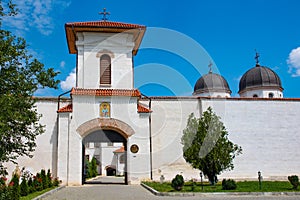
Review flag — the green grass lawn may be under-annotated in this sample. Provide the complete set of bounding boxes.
[143,181,299,193]
[20,187,57,200]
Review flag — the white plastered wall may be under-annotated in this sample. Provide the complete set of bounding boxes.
[151,97,300,181]
[76,32,134,89]
[62,95,151,185]
[239,89,283,98]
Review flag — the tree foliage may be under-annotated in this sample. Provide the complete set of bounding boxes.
[182,107,242,185]
[0,1,59,172]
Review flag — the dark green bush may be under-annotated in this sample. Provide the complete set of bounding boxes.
[53,178,60,187]
[171,174,184,191]
[20,177,28,196]
[47,169,53,188]
[288,175,299,190]
[10,174,20,200]
[27,176,35,193]
[33,172,43,191]
[40,169,48,190]
[222,179,237,190]
[0,185,12,200]
[87,157,98,178]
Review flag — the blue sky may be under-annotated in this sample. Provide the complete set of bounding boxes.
[2,0,300,97]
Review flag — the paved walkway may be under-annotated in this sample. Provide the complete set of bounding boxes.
[42,184,300,200]
[85,176,125,184]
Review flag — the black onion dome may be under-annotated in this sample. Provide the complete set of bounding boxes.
[239,64,283,93]
[194,72,231,94]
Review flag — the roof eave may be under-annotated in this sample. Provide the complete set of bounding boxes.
[65,24,146,55]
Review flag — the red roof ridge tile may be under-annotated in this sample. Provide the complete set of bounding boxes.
[65,21,145,29]
[137,103,152,113]
[114,146,125,153]
[65,20,146,55]
[57,104,73,113]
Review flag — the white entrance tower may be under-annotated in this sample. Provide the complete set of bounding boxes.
[57,13,151,185]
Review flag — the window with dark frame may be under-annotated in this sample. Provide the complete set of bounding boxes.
[100,54,111,85]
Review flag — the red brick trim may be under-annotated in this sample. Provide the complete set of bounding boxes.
[71,88,141,97]
[76,118,135,139]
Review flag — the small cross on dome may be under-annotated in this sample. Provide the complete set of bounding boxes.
[208,61,213,73]
[99,8,110,21]
[255,49,260,66]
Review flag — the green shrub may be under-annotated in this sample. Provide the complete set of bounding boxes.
[47,169,53,188]
[53,178,60,187]
[27,176,35,193]
[222,179,237,190]
[40,169,49,190]
[86,157,98,178]
[171,174,184,191]
[288,175,299,190]
[0,185,12,200]
[33,173,43,191]
[10,174,20,200]
[20,177,28,196]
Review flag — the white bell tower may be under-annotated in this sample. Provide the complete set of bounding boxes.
[65,17,146,90]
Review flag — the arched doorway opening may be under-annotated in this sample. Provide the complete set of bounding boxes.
[76,118,135,185]
[82,129,127,184]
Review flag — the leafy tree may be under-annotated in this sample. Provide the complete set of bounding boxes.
[182,107,242,185]
[0,1,59,173]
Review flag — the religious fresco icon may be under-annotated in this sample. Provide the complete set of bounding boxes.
[100,102,110,118]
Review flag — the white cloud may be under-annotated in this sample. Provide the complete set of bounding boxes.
[61,68,76,91]
[287,47,300,77]
[2,0,71,36]
[60,61,66,68]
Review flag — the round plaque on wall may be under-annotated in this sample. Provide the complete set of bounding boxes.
[130,144,139,153]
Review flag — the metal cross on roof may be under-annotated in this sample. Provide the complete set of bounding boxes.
[208,61,213,73]
[255,49,260,65]
[99,8,110,21]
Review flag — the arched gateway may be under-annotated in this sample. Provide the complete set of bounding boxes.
[77,118,135,185]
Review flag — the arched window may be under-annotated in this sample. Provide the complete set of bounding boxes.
[100,54,111,85]
[253,94,258,98]
[269,92,274,98]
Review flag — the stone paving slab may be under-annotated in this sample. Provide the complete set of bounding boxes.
[41,184,300,200]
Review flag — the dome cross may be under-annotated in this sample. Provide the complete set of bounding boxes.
[99,8,110,21]
[255,49,260,66]
[208,61,213,73]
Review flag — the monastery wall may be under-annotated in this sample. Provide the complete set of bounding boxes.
[5,98,66,178]
[151,97,300,181]
[150,98,202,180]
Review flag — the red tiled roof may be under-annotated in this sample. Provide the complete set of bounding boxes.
[65,20,146,55]
[114,146,125,153]
[65,21,145,29]
[137,104,152,113]
[71,88,141,97]
[57,104,72,113]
